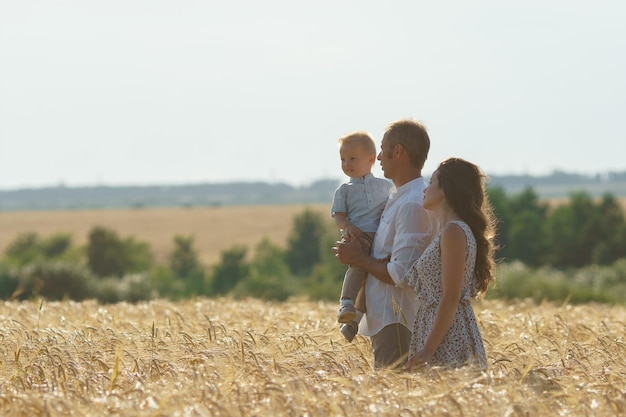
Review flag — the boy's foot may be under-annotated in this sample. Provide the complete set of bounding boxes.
[340,321,359,343]
[337,299,356,323]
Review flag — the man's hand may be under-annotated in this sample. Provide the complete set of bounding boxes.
[333,237,369,267]
[333,240,395,285]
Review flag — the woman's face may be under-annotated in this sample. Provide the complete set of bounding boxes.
[423,170,445,211]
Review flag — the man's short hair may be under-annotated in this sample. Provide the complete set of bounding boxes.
[383,119,430,169]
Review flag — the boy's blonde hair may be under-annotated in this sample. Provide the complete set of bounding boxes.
[338,131,377,155]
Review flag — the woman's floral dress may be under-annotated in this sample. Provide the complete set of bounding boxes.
[406,220,487,368]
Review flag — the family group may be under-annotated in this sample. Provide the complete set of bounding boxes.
[331,119,497,371]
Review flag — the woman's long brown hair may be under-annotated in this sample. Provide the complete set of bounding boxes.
[436,157,498,295]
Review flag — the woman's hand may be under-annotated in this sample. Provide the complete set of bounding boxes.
[406,349,433,372]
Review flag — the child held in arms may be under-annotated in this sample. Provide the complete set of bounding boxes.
[331,131,391,342]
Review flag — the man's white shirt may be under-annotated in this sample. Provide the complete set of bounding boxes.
[360,176,439,336]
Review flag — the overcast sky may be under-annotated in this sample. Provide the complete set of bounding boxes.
[1,1,624,190]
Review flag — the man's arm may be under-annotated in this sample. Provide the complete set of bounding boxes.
[386,204,436,287]
[334,202,436,287]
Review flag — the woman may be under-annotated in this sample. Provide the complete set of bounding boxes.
[406,158,497,370]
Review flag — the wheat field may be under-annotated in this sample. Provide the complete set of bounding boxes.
[1,297,625,416]
[0,205,331,266]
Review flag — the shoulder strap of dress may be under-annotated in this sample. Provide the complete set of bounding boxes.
[448,220,472,239]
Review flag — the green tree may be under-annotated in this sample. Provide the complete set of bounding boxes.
[0,262,19,299]
[506,188,549,266]
[546,192,596,267]
[86,226,152,277]
[487,187,512,261]
[87,227,126,277]
[249,238,289,279]
[4,232,41,266]
[209,245,249,295]
[18,261,96,301]
[4,232,75,267]
[40,234,73,258]
[169,235,201,277]
[589,194,626,264]
[233,238,292,301]
[306,223,346,300]
[148,266,185,300]
[121,238,152,273]
[285,208,326,276]
[169,235,206,296]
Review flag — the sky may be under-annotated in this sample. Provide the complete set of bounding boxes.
[1,1,625,191]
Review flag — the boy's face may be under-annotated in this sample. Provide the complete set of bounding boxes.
[339,142,375,178]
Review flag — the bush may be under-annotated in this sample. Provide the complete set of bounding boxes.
[0,262,19,299]
[232,238,293,301]
[169,235,202,277]
[305,262,343,301]
[490,260,626,304]
[18,261,96,301]
[95,277,125,303]
[232,272,292,301]
[87,226,153,277]
[118,273,153,303]
[4,232,41,266]
[209,245,249,295]
[285,208,327,276]
[303,226,346,301]
[93,273,152,303]
[147,266,186,300]
[4,232,76,268]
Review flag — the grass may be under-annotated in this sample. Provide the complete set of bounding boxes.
[1,297,625,416]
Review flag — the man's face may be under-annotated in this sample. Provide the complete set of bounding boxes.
[377,135,396,179]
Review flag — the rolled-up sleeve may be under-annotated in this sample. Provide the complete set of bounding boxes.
[387,203,436,288]
[331,185,347,217]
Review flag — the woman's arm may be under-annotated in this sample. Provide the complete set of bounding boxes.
[407,223,466,369]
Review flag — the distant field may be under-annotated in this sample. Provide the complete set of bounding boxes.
[2,198,625,267]
[548,196,626,210]
[0,204,331,266]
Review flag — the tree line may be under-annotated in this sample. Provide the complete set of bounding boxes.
[490,188,626,267]
[1,187,625,303]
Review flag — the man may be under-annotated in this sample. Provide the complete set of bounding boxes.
[334,118,438,369]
